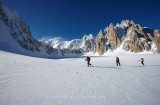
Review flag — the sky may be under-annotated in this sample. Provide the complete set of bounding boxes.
[1,0,160,40]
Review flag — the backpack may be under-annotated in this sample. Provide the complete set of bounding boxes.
[116,57,119,62]
[86,57,90,61]
[141,58,144,62]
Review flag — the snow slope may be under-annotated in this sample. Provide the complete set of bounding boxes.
[0,50,160,105]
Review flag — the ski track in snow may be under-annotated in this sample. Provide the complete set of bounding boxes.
[0,51,160,105]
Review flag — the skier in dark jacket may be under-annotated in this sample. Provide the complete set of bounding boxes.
[139,58,144,65]
[85,56,91,67]
[116,56,121,66]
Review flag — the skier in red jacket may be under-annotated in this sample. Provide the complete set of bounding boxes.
[116,56,121,66]
[85,56,91,67]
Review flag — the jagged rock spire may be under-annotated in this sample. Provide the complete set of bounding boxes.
[94,20,159,54]
[93,29,107,55]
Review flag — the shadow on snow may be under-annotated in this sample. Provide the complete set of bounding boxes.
[93,66,122,69]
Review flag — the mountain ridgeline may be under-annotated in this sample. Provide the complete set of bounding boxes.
[0,1,160,57]
[39,34,94,55]
[94,20,160,55]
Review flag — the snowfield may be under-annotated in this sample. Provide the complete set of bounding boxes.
[0,50,160,105]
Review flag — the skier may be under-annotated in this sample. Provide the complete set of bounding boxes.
[116,56,121,66]
[85,56,91,67]
[139,58,144,65]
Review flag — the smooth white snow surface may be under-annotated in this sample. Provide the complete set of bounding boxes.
[0,50,160,105]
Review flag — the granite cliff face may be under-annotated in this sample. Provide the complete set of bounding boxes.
[93,30,106,55]
[122,24,153,52]
[93,20,158,55]
[107,23,121,50]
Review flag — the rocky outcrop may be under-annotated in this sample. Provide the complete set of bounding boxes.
[122,24,153,52]
[93,20,158,55]
[107,23,121,50]
[93,30,107,55]
[93,20,137,55]
[154,30,160,53]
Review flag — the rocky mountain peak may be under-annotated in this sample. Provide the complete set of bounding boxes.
[116,20,134,28]
[122,23,153,52]
[82,34,94,40]
[97,30,105,38]
[93,29,107,55]
[93,20,160,54]
[122,20,134,26]
[109,23,114,28]
[107,22,121,50]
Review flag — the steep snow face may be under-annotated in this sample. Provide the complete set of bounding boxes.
[1,51,160,105]
[0,2,58,56]
[0,2,37,53]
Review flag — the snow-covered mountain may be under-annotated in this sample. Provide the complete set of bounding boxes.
[0,1,58,57]
[40,34,95,53]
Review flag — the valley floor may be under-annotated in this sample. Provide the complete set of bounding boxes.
[0,50,160,105]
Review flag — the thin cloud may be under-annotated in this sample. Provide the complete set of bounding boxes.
[38,36,67,42]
